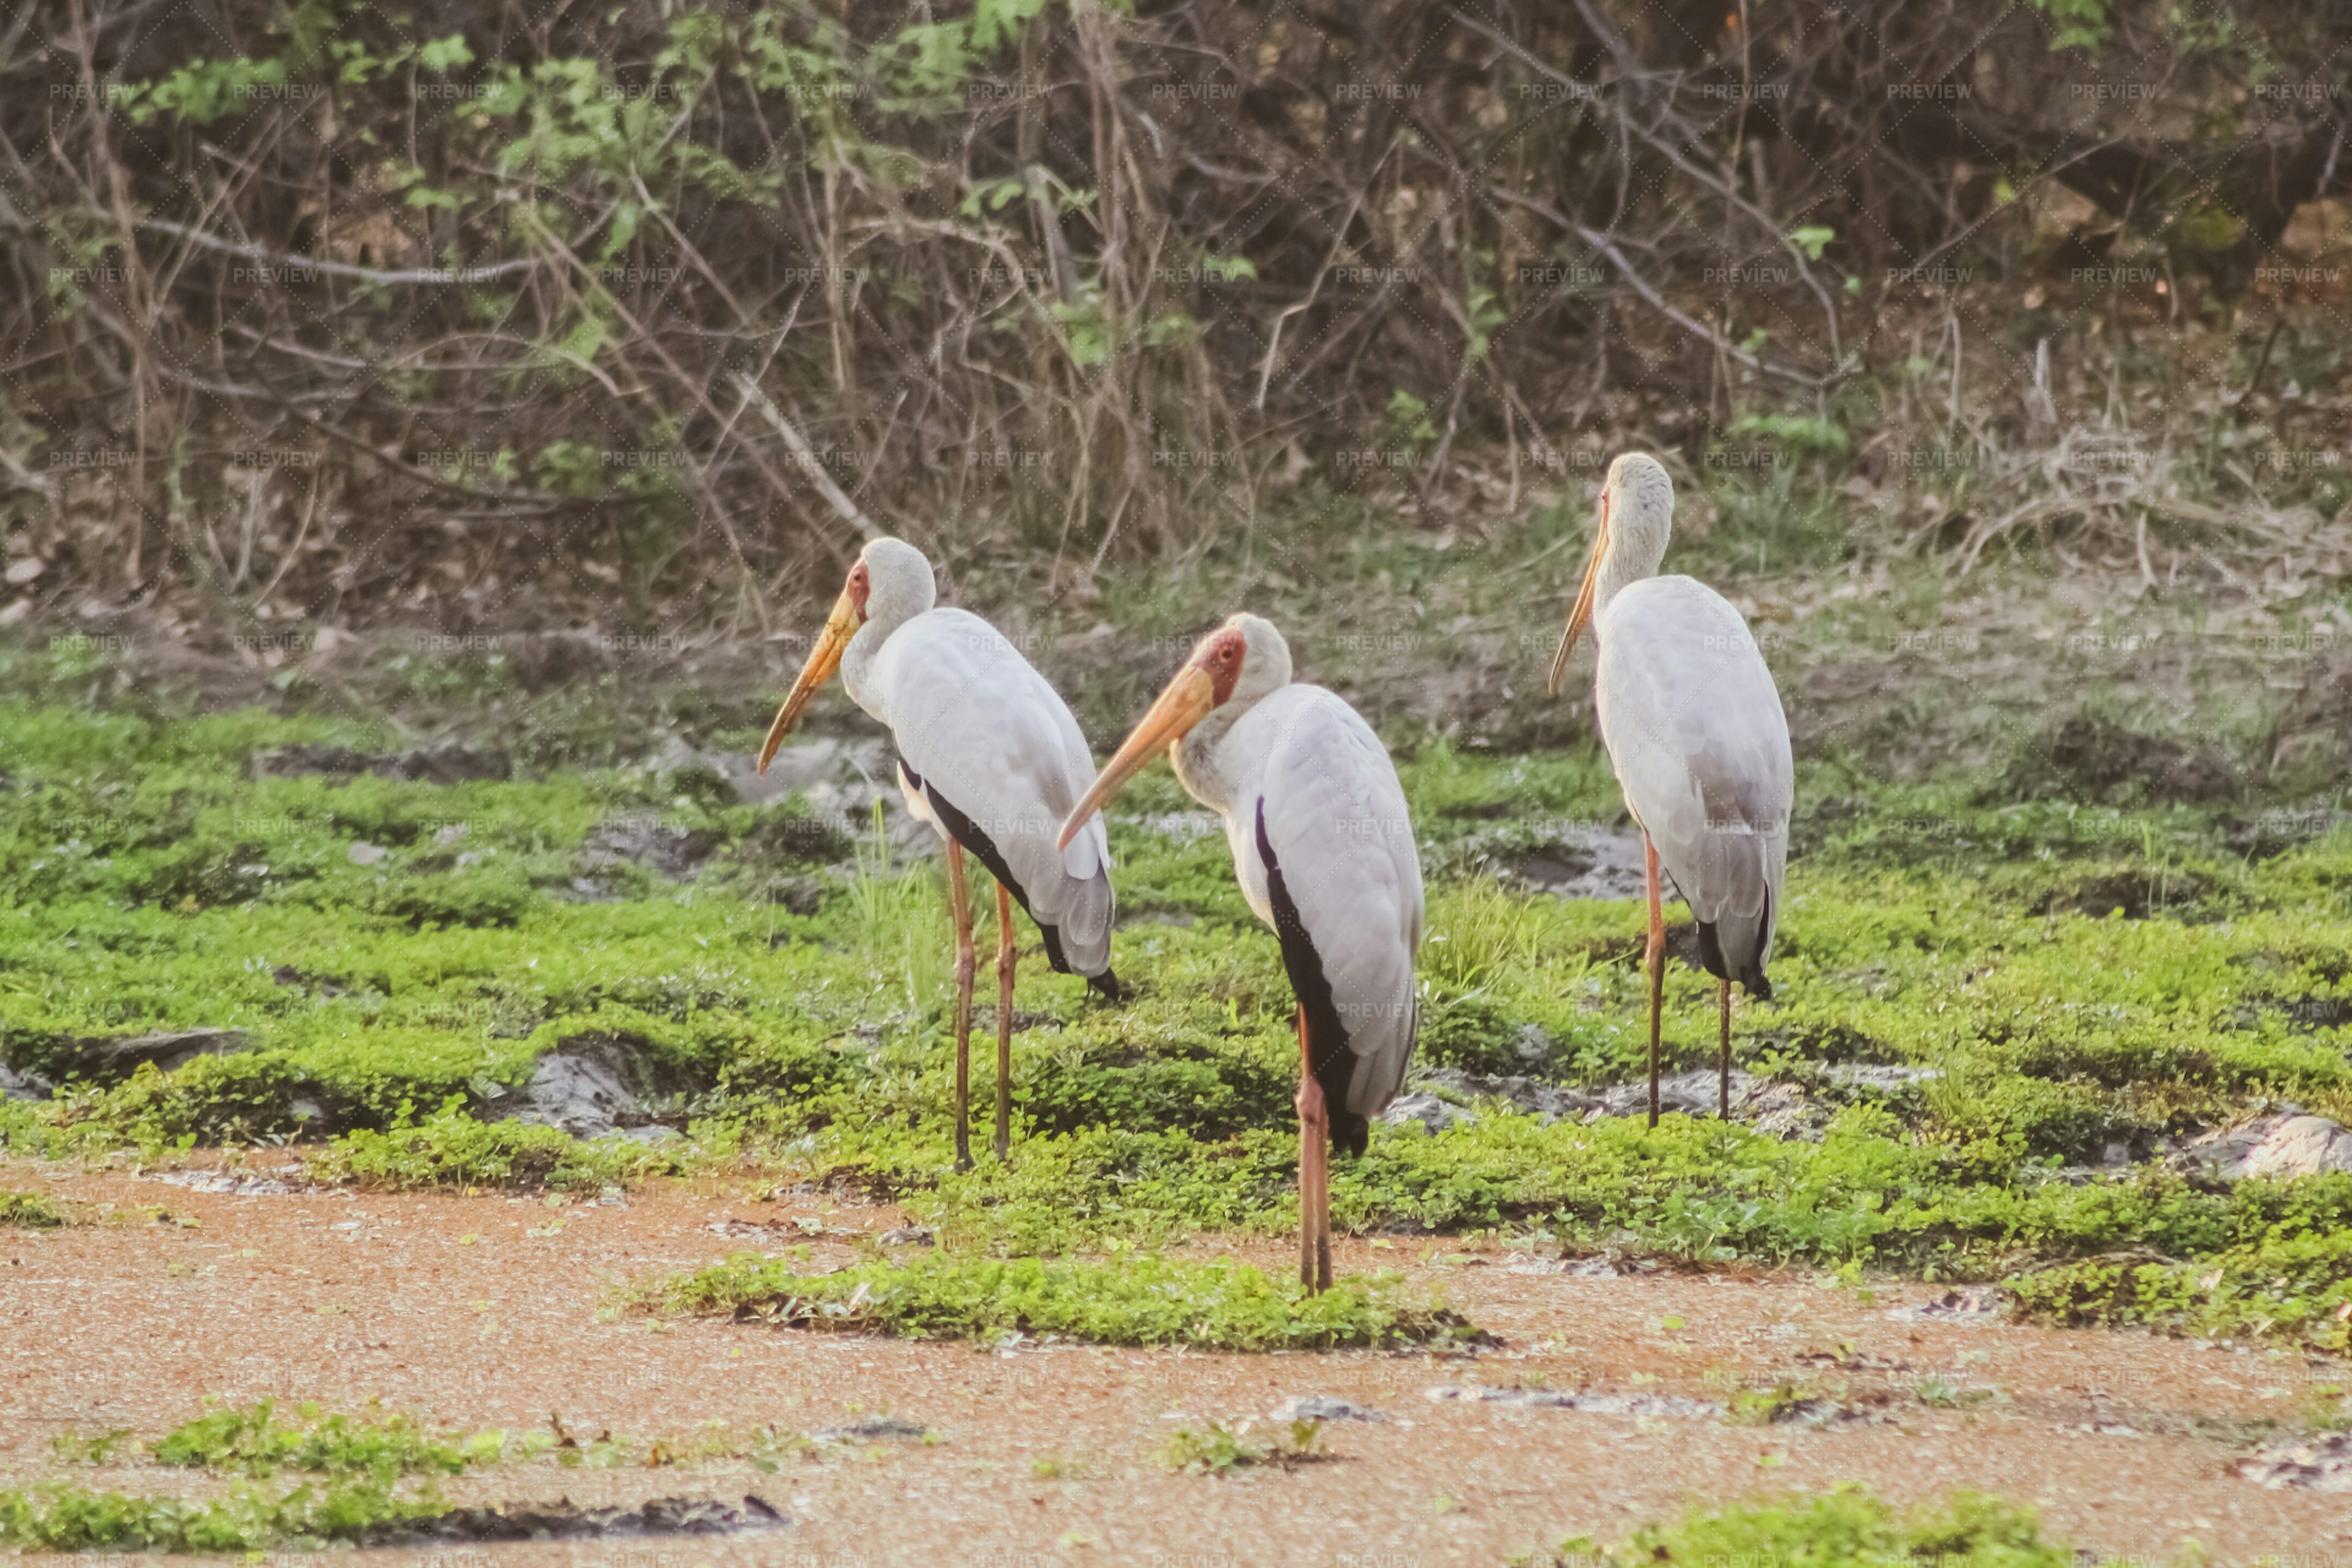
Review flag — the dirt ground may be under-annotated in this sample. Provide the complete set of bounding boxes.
[3,1163,2348,1567]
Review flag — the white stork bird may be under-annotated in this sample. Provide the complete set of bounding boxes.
[1548,453,1792,1126]
[1058,614,1421,1291]
[758,538,1118,1170]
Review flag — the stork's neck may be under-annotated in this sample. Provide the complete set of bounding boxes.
[1595,517,1669,620]
[840,601,921,718]
[1170,700,1251,818]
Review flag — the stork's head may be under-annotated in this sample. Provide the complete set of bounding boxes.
[757,538,935,772]
[1057,612,1291,850]
[1547,453,1675,696]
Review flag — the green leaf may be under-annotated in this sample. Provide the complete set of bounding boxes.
[419,34,475,73]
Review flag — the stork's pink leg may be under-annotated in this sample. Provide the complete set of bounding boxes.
[1295,1007,1332,1292]
[1643,832,1664,1130]
[1718,974,1733,1119]
[994,880,1016,1163]
[947,841,975,1173]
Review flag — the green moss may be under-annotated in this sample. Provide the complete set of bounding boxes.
[635,1250,1485,1351]
[2006,1174,2352,1353]
[152,1400,519,1480]
[1553,1485,2072,1566]
[10,698,2352,1352]
[0,1189,67,1228]
[304,1104,679,1192]
[0,1478,443,1553]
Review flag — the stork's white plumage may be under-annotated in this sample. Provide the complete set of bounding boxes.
[1549,454,1793,1125]
[758,538,1117,1169]
[1058,614,1422,1291]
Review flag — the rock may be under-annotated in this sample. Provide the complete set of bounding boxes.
[1500,824,1648,900]
[578,813,723,883]
[0,1061,53,1101]
[2241,1115,2352,1179]
[1890,1287,2003,1323]
[1823,1063,1942,1091]
[814,1415,927,1442]
[2236,1431,2352,1491]
[365,1493,788,1544]
[1424,1384,1721,1420]
[620,1124,682,1146]
[347,842,388,866]
[251,744,369,779]
[2177,1109,2352,1182]
[380,745,510,785]
[1592,1068,1768,1120]
[503,1033,675,1138]
[1383,1091,1471,1133]
[251,744,510,785]
[1418,1068,1597,1121]
[1270,1395,1384,1424]
[660,734,833,807]
[150,1170,295,1196]
[78,1028,252,1076]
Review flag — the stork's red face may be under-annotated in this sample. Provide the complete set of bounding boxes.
[758,555,873,774]
[1194,626,1245,706]
[1057,624,1243,850]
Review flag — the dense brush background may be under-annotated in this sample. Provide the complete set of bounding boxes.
[1,0,2346,653]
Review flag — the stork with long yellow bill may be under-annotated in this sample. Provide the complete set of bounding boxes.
[1058,614,1421,1292]
[1548,453,1793,1126]
[758,538,1120,1171]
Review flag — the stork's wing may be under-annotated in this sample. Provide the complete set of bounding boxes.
[1594,576,1793,984]
[1245,687,1424,1138]
[871,608,1115,974]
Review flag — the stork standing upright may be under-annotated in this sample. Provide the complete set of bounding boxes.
[1059,614,1422,1292]
[1549,453,1793,1126]
[758,538,1119,1170]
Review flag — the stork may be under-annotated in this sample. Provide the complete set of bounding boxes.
[1059,615,1421,1291]
[758,538,1119,1170]
[1548,453,1793,1126]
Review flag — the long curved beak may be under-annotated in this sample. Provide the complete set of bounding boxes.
[1057,665,1215,850]
[757,587,859,774]
[1547,501,1611,696]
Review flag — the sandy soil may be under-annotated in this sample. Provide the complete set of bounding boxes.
[2,1162,2348,1567]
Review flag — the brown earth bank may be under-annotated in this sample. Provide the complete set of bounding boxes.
[3,1164,2349,1566]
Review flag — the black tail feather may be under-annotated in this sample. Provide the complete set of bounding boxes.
[1692,917,1775,1001]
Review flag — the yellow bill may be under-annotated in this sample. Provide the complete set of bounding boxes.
[757,586,860,774]
[1547,500,1611,696]
[1057,663,1216,850]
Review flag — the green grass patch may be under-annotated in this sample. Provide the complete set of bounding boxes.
[0,1477,441,1553]
[1550,1485,2073,1567]
[0,1189,67,1228]
[1161,1418,1327,1476]
[149,1400,519,1482]
[634,1250,1487,1351]
[2006,1178,2352,1354]
[11,696,2352,1351]
[303,1104,681,1193]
